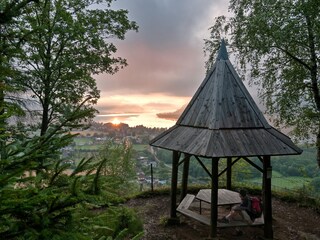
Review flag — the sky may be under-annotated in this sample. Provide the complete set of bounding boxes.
[94,0,232,128]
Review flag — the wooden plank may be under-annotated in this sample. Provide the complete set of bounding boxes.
[180,155,190,202]
[177,208,211,225]
[177,63,217,126]
[177,194,211,225]
[177,194,195,210]
[196,189,241,205]
[217,214,264,228]
[225,61,270,128]
[178,209,264,228]
[150,126,300,158]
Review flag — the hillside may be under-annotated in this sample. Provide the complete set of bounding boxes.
[125,195,320,240]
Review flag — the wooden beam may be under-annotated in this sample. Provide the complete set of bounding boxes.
[210,157,219,238]
[218,157,241,177]
[263,156,273,239]
[243,156,263,173]
[178,154,189,166]
[180,154,190,202]
[151,164,154,192]
[170,151,180,219]
[195,156,212,178]
[226,157,232,190]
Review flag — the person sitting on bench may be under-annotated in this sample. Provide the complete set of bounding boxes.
[218,189,254,224]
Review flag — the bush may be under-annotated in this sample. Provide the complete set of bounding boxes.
[0,134,141,239]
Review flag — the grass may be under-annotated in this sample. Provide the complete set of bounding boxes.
[272,176,311,190]
[74,145,101,150]
[242,170,311,191]
[72,140,148,152]
[247,177,310,190]
[73,137,94,145]
[132,144,149,151]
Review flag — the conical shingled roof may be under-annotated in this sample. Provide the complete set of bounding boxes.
[150,40,302,157]
[177,40,269,130]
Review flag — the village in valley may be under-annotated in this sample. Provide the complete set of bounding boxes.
[63,121,170,188]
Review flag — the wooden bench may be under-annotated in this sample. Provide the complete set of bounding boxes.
[177,194,210,225]
[217,213,265,228]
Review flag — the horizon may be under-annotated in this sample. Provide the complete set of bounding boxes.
[94,107,183,128]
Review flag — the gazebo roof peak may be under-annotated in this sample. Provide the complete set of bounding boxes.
[150,41,302,158]
[216,39,228,60]
[176,40,270,130]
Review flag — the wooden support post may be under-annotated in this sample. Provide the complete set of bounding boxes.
[263,156,273,239]
[226,157,232,190]
[210,157,219,238]
[180,154,190,202]
[170,151,179,219]
[150,163,154,192]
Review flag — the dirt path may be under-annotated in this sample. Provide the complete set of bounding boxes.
[125,195,320,240]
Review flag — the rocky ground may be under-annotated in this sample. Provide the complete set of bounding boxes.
[125,195,320,240]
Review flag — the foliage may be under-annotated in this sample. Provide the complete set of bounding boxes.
[0,1,142,239]
[159,215,171,226]
[90,140,136,195]
[75,206,143,240]
[156,148,171,165]
[10,0,138,135]
[309,176,320,192]
[0,0,41,160]
[0,126,142,239]
[205,0,320,166]
[271,147,319,178]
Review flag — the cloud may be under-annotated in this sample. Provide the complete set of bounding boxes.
[93,0,230,127]
[157,104,187,121]
[95,100,144,114]
[112,0,225,47]
[95,113,140,123]
[95,37,205,97]
[95,0,229,97]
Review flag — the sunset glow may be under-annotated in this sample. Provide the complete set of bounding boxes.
[93,1,231,129]
[111,118,121,125]
[94,94,191,128]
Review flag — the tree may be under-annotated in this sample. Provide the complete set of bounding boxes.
[205,0,320,166]
[310,176,320,192]
[0,1,143,238]
[0,119,142,239]
[13,0,138,136]
[91,139,136,195]
[0,0,40,160]
[0,0,39,23]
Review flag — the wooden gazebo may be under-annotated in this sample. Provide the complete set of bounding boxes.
[149,40,302,239]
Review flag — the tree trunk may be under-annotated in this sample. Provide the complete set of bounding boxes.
[305,11,320,167]
[317,128,320,168]
[40,102,49,136]
[0,83,6,160]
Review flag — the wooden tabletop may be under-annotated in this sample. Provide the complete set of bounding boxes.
[196,189,241,206]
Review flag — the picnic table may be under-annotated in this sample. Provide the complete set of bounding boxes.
[177,189,264,227]
[196,189,241,214]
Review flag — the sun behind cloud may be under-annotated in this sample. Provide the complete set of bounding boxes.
[111,118,121,125]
